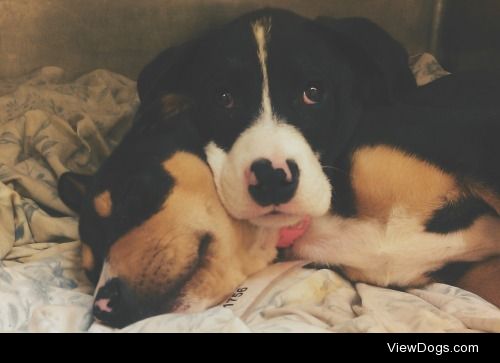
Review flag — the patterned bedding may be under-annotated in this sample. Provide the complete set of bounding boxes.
[0,55,499,332]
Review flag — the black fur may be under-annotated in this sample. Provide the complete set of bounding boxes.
[425,197,498,234]
[59,98,204,281]
[137,8,419,216]
[320,73,500,222]
[137,8,500,232]
[57,173,93,212]
[349,73,500,197]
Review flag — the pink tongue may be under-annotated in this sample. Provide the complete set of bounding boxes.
[277,216,311,248]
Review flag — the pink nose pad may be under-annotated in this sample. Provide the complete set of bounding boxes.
[245,160,293,186]
[245,168,258,186]
[94,298,113,313]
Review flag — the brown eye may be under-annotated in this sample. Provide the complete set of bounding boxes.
[303,84,323,105]
[218,91,234,109]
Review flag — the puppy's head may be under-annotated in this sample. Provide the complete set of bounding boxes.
[59,96,276,328]
[137,8,416,227]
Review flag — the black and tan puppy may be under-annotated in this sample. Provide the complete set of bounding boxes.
[59,96,278,328]
[137,9,500,305]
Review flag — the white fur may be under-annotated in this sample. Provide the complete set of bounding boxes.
[252,18,272,120]
[94,260,116,298]
[205,19,332,228]
[293,207,500,286]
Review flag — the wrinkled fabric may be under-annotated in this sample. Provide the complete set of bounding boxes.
[0,66,138,264]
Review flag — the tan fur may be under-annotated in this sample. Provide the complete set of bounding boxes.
[107,152,277,309]
[161,94,192,118]
[97,148,499,310]
[293,146,499,291]
[93,190,112,218]
[81,243,95,271]
[351,145,461,223]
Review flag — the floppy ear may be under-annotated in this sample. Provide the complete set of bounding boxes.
[58,172,93,213]
[137,39,201,104]
[135,93,194,127]
[314,17,416,104]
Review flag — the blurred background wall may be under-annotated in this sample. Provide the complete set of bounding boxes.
[0,0,499,80]
[440,0,500,73]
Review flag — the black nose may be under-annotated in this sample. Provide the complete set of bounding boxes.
[94,278,146,328]
[93,278,172,328]
[248,159,299,206]
[93,278,124,326]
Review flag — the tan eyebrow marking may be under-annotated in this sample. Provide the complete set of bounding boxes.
[94,190,112,218]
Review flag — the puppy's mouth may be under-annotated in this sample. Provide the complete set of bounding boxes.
[268,210,285,215]
[250,209,305,228]
[251,212,311,249]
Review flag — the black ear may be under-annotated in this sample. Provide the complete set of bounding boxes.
[58,172,93,213]
[315,17,416,103]
[137,39,201,104]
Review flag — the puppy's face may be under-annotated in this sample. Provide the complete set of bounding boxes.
[187,12,341,227]
[59,99,277,328]
[89,153,268,328]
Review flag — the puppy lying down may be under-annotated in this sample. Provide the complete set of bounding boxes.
[58,96,280,328]
[59,94,499,329]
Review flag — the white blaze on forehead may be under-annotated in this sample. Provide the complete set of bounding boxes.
[205,17,332,227]
[252,18,272,121]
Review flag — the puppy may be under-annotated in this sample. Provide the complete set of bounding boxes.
[137,8,500,306]
[58,96,278,328]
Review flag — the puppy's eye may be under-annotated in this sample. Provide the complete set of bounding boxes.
[303,84,324,105]
[218,91,234,109]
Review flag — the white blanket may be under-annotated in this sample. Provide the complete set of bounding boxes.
[1,56,499,333]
